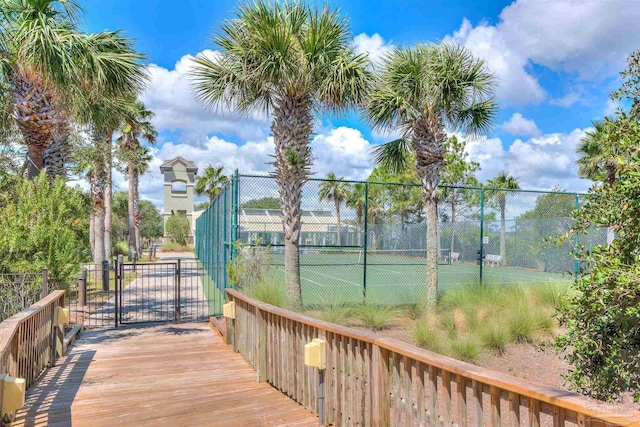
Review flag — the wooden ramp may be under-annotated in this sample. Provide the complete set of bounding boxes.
[13,323,318,427]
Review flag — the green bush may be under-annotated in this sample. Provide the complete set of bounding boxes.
[477,323,509,355]
[114,241,129,256]
[165,214,190,245]
[0,174,86,289]
[451,335,482,363]
[413,320,447,354]
[245,277,287,308]
[355,305,395,330]
[318,304,352,325]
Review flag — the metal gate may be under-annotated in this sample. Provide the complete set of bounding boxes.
[117,260,212,325]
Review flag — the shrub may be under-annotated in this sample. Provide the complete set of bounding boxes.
[159,242,192,252]
[413,320,447,354]
[245,277,287,308]
[355,305,395,330]
[227,241,272,290]
[506,303,539,343]
[451,335,482,363]
[318,304,352,325]
[165,214,190,245]
[478,323,510,355]
[114,241,129,256]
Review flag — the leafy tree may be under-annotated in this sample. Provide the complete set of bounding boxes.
[165,214,190,246]
[486,171,520,266]
[0,0,145,178]
[558,112,640,401]
[191,1,370,304]
[345,183,365,245]
[368,43,497,305]
[242,197,281,210]
[612,50,640,119]
[116,102,157,259]
[0,174,87,287]
[195,165,228,202]
[319,173,349,246]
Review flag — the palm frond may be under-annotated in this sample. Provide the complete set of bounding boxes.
[371,138,413,175]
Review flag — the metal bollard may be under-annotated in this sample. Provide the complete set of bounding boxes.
[102,260,110,292]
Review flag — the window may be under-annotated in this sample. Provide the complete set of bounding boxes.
[171,180,187,194]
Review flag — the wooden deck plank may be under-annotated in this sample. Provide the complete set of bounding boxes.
[13,323,318,427]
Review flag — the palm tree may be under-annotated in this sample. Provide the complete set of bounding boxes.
[195,165,228,202]
[346,183,365,246]
[487,171,520,266]
[577,118,617,184]
[191,1,370,304]
[0,0,145,179]
[319,173,349,246]
[116,102,158,259]
[368,43,497,305]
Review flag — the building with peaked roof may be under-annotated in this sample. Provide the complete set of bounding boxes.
[160,157,198,243]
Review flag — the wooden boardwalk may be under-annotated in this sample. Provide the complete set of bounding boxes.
[13,323,318,427]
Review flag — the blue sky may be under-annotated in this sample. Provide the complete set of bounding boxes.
[79,0,640,206]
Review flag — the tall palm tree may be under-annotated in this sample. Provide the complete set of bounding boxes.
[346,183,365,246]
[368,43,497,304]
[0,0,146,179]
[191,1,370,304]
[319,173,349,246]
[116,102,157,259]
[195,165,228,202]
[487,171,520,266]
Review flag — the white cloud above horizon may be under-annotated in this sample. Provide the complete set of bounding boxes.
[501,113,541,137]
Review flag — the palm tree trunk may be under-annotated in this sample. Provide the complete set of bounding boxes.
[134,173,141,258]
[127,162,137,260]
[500,198,506,266]
[413,118,446,306]
[104,134,113,261]
[271,94,313,306]
[356,207,362,247]
[335,199,341,246]
[90,169,106,264]
[89,212,96,262]
[26,144,45,179]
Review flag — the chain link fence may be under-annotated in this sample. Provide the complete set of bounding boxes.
[196,173,603,307]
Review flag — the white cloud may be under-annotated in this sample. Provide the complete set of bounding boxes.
[353,33,395,67]
[447,0,640,106]
[141,51,270,144]
[604,99,619,117]
[501,113,541,137]
[466,128,592,192]
[550,92,581,108]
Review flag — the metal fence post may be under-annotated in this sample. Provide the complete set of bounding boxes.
[41,267,49,299]
[176,259,181,324]
[363,182,369,304]
[78,269,87,306]
[102,260,110,292]
[479,189,485,285]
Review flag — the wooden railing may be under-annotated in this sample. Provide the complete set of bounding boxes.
[0,290,66,420]
[226,289,640,427]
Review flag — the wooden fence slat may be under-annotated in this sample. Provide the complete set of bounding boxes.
[457,374,468,427]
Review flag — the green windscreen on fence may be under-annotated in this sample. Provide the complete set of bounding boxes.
[195,173,603,307]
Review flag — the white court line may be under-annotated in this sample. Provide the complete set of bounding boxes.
[300,266,362,287]
[276,267,325,287]
[367,266,404,275]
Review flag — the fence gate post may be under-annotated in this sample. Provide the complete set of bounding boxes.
[175,260,181,324]
[41,268,48,299]
[78,269,87,306]
[479,189,485,285]
[363,182,369,304]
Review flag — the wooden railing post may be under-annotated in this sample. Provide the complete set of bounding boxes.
[41,268,48,299]
[372,344,390,427]
[256,307,267,382]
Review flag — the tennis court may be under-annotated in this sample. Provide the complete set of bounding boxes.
[267,248,573,306]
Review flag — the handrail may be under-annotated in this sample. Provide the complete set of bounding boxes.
[0,290,66,422]
[226,289,640,427]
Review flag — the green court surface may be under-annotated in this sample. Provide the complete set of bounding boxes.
[268,256,572,306]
